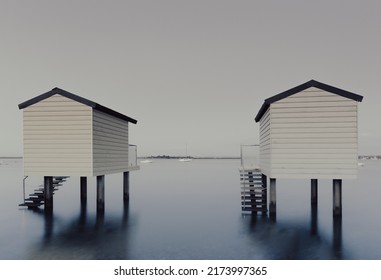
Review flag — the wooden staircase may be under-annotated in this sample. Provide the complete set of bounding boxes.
[240,168,267,215]
[19,176,69,208]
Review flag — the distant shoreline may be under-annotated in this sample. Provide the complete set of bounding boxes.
[1,156,380,160]
[0,157,22,159]
[139,156,240,160]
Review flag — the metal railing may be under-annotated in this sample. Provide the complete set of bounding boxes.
[22,176,28,203]
[240,144,260,169]
[128,144,138,168]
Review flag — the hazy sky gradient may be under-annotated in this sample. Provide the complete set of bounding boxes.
[1,0,380,157]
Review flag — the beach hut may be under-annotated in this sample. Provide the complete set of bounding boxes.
[18,87,138,211]
[255,80,363,216]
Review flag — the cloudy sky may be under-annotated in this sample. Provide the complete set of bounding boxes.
[1,0,380,157]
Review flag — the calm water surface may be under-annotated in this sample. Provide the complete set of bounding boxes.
[0,158,380,260]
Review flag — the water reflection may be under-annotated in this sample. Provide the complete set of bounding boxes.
[243,205,344,259]
[333,216,342,259]
[30,201,131,259]
[310,204,318,236]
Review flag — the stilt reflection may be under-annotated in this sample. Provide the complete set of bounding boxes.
[333,216,342,259]
[310,204,318,236]
[242,203,344,259]
[33,200,132,259]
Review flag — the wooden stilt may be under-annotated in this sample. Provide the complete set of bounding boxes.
[311,179,318,206]
[80,176,87,206]
[44,176,53,211]
[123,171,130,201]
[261,174,268,215]
[269,178,276,218]
[333,179,342,216]
[97,175,105,214]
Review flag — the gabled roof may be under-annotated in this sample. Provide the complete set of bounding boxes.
[18,87,137,124]
[255,80,363,122]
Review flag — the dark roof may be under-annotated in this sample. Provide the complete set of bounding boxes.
[255,80,363,122]
[18,87,137,124]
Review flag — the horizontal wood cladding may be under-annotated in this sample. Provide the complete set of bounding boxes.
[93,110,129,175]
[22,94,93,176]
[271,101,353,109]
[271,143,357,149]
[271,105,357,113]
[272,157,357,164]
[271,116,357,123]
[261,88,359,179]
[270,172,357,180]
[22,166,92,176]
[259,108,271,176]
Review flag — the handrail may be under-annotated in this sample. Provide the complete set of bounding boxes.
[128,144,138,167]
[240,144,259,167]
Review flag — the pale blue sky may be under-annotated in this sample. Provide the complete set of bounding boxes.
[1,0,380,157]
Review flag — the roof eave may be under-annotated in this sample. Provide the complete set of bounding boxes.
[255,103,269,123]
[93,104,138,124]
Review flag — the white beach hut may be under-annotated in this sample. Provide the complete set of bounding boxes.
[255,80,363,216]
[18,87,138,211]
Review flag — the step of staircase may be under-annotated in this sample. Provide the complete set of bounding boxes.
[240,168,267,214]
[19,176,69,208]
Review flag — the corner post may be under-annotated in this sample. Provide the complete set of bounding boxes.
[269,178,276,218]
[123,171,130,202]
[333,179,342,216]
[97,175,105,214]
[44,176,54,211]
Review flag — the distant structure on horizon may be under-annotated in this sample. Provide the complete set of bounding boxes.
[253,80,363,217]
[18,87,139,212]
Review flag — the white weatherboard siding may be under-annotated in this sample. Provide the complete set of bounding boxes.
[260,88,359,179]
[259,107,271,176]
[92,110,129,176]
[23,94,93,176]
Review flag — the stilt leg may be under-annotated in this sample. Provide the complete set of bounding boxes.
[44,176,53,212]
[80,176,87,206]
[333,179,342,216]
[262,174,268,215]
[123,171,130,202]
[269,178,276,219]
[97,175,105,214]
[311,179,318,206]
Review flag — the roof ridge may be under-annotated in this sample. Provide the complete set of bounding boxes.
[18,88,137,124]
[255,80,363,122]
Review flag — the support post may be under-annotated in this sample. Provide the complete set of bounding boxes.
[261,174,268,215]
[97,175,105,214]
[311,179,318,206]
[44,176,53,211]
[123,171,130,202]
[269,178,276,219]
[80,176,87,206]
[333,179,342,216]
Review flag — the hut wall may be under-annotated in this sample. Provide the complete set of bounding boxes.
[92,109,130,176]
[22,94,93,176]
[261,87,359,179]
[259,107,271,176]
